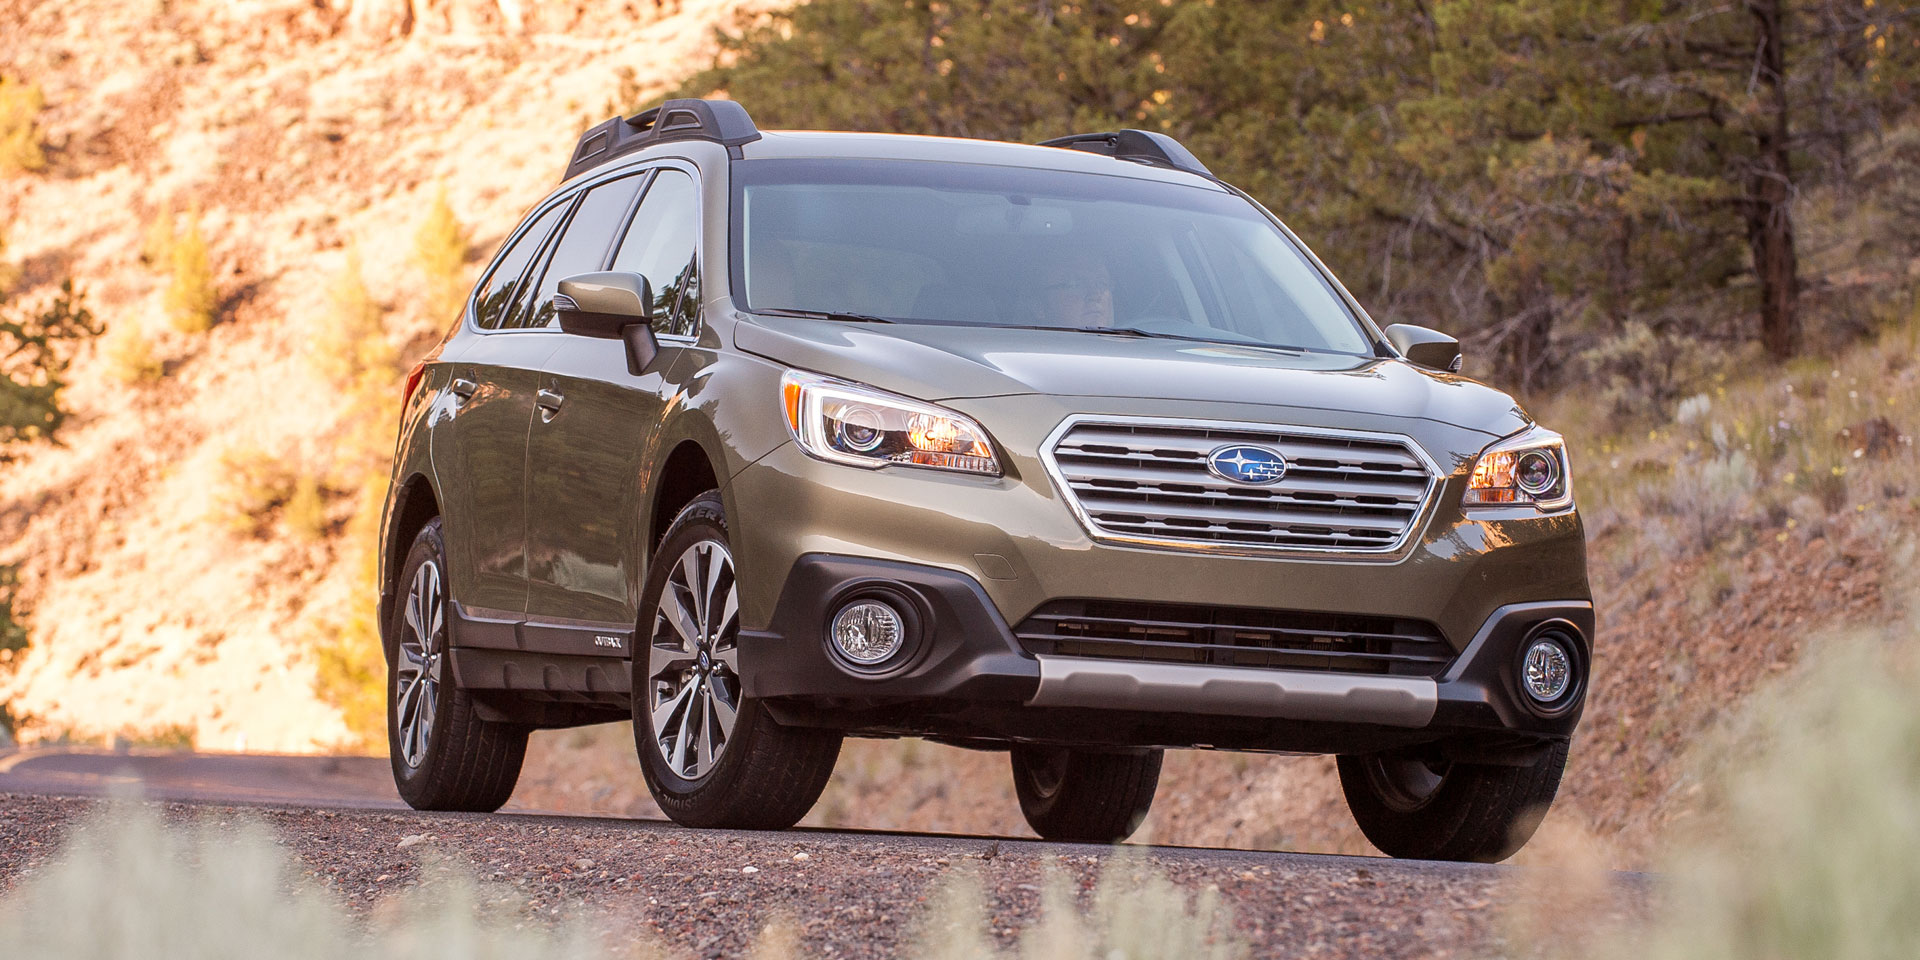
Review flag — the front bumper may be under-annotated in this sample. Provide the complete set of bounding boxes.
[741,554,1592,755]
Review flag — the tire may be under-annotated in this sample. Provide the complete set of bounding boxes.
[387,518,529,812]
[1010,745,1162,844]
[633,491,842,829]
[1337,738,1570,863]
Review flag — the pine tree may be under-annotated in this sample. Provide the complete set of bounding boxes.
[1,279,101,457]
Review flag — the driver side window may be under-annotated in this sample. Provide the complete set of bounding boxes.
[610,169,702,338]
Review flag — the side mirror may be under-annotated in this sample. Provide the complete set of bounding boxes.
[556,272,660,375]
[1384,323,1462,373]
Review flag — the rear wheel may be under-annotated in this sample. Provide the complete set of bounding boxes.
[634,492,841,829]
[1010,745,1162,844]
[1337,738,1569,862]
[387,518,528,811]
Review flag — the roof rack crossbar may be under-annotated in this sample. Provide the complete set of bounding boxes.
[562,98,761,182]
[1036,129,1212,178]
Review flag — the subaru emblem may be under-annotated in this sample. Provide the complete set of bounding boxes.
[1207,444,1288,485]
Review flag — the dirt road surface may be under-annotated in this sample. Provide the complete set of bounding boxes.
[0,749,1650,958]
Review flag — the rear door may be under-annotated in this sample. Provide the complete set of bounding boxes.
[433,196,574,635]
[522,166,705,655]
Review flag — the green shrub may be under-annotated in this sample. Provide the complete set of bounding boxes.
[0,75,46,174]
[0,564,27,665]
[1,278,101,456]
[413,186,470,322]
[164,212,217,334]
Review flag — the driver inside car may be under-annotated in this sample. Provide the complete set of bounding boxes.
[1022,248,1115,328]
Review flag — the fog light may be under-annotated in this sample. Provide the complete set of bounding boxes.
[831,600,904,664]
[1522,637,1573,703]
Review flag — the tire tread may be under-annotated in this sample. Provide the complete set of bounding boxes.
[636,492,841,830]
[1337,738,1569,862]
[1012,747,1162,844]
[389,518,529,813]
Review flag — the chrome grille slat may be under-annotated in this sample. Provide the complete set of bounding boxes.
[1083,498,1405,533]
[1053,447,1421,477]
[1045,417,1440,555]
[1058,428,1426,471]
[1058,460,1427,502]
[1095,520,1393,547]
[1069,484,1421,516]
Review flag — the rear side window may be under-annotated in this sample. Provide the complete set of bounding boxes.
[521,173,647,330]
[610,170,701,338]
[473,201,570,330]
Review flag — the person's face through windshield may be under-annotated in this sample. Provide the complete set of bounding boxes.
[1028,249,1114,328]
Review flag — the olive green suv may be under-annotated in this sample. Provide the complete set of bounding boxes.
[378,100,1593,862]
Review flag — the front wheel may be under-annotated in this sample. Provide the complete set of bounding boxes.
[633,492,841,829]
[1010,745,1162,844]
[1337,738,1569,862]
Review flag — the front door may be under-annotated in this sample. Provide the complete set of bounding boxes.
[523,167,705,656]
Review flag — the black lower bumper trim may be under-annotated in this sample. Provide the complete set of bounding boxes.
[740,554,1039,704]
[745,553,1592,751]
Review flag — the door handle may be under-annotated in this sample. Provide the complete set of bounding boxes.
[536,388,565,422]
[450,377,478,402]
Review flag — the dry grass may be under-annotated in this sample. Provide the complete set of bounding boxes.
[101,320,165,384]
[0,76,46,175]
[414,186,472,324]
[0,802,630,960]
[162,210,218,334]
[1506,584,1920,960]
[0,802,1244,960]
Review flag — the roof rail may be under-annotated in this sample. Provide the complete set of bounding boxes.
[1036,130,1212,178]
[562,98,761,182]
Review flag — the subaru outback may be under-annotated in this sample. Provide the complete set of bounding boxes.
[378,99,1593,862]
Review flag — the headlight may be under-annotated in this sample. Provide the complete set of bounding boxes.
[780,371,1002,476]
[1464,425,1573,510]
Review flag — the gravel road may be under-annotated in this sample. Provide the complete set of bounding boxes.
[0,784,1650,959]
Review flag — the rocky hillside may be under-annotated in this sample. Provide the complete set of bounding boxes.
[0,0,758,751]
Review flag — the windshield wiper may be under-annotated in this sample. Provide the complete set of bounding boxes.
[998,324,1292,349]
[752,307,897,324]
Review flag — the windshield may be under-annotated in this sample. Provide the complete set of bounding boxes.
[730,158,1374,355]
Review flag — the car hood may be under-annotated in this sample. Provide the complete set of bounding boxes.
[732,314,1529,436]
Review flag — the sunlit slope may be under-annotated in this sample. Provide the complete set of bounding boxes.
[0,0,758,751]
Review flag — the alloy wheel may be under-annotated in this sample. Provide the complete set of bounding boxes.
[647,539,742,781]
[395,559,446,768]
[1363,751,1450,813]
[1019,747,1072,800]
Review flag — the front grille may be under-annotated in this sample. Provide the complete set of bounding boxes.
[1014,600,1454,677]
[1044,418,1438,554]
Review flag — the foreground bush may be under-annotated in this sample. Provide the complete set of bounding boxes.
[0,803,1245,960]
[1532,594,1920,960]
[0,804,619,960]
